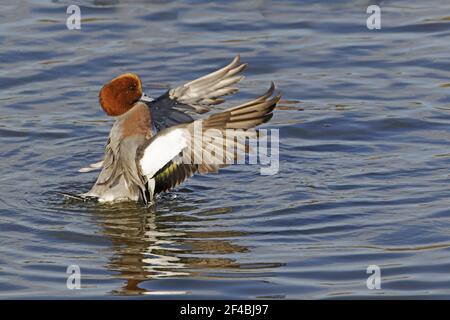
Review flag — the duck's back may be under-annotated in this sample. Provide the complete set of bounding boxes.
[85,103,152,202]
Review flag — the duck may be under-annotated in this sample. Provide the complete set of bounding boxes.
[77,55,281,204]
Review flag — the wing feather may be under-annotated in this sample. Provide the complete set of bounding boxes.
[138,83,280,195]
[145,56,247,130]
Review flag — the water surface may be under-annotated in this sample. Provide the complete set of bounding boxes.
[1,0,450,298]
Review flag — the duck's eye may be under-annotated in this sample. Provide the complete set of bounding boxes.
[128,85,135,91]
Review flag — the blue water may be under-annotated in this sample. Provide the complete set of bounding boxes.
[0,0,450,298]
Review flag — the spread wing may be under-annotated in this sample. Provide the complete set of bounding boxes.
[138,83,280,196]
[78,56,246,174]
[145,55,247,131]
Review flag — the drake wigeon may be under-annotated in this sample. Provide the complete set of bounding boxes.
[76,56,280,204]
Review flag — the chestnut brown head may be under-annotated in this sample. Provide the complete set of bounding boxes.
[99,73,143,116]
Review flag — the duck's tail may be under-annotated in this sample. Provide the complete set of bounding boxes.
[57,192,97,202]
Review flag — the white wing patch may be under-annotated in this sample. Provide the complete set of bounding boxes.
[139,128,188,178]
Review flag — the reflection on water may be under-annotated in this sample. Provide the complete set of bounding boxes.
[99,204,190,295]
[87,198,259,295]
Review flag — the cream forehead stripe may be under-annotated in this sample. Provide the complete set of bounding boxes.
[110,73,142,91]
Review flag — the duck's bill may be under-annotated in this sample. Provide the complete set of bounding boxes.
[140,92,154,102]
